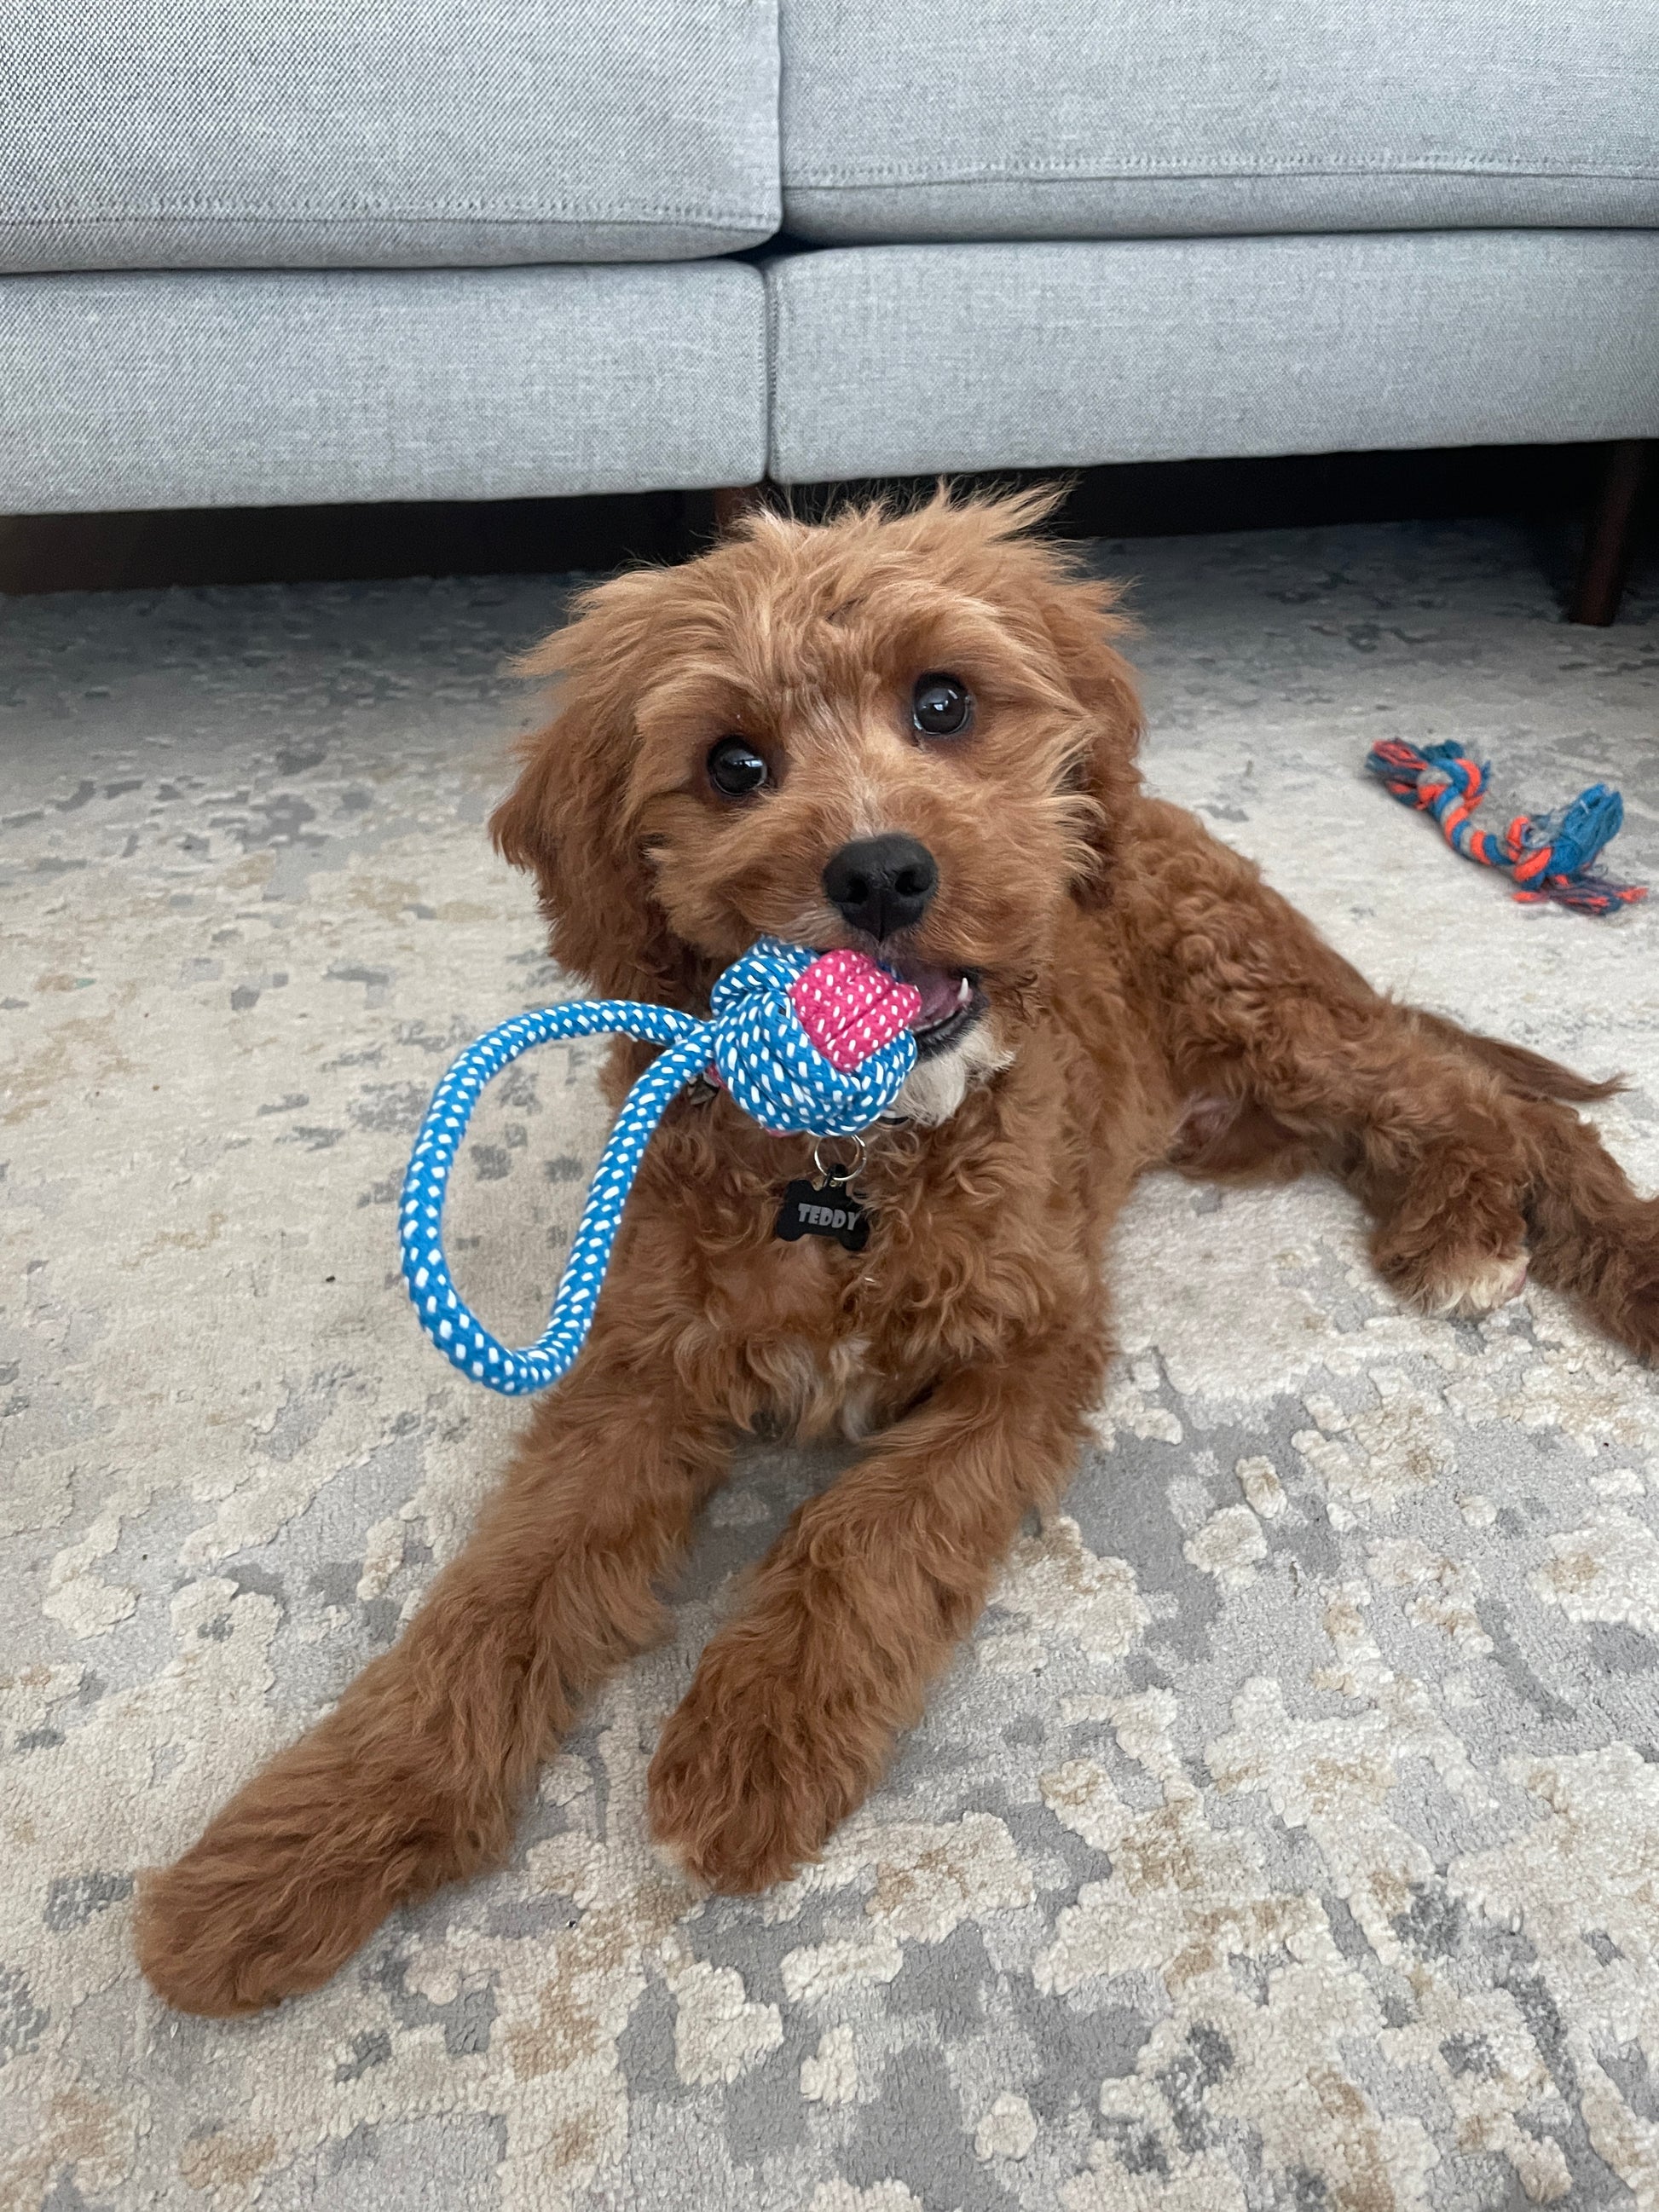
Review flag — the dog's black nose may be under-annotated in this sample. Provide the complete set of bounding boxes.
[822,834,939,941]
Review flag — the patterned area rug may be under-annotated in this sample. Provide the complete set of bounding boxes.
[3,523,1658,2212]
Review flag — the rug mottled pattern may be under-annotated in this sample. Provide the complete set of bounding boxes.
[4,523,1659,2212]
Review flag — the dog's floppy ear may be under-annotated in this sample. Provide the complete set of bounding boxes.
[1032,566,1144,907]
[490,572,698,1002]
[955,489,1144,907]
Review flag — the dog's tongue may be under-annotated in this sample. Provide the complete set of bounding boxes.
[903,964,964,1028]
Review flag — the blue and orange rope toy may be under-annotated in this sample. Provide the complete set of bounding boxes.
[1366,739,1647,915]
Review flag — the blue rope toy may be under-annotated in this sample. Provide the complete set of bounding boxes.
[399,939,923,1395]
[1366,739,1647,915]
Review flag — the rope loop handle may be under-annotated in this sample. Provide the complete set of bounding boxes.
[398,939,921,1395]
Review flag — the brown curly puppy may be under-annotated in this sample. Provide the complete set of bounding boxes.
[136,488,1658,2016]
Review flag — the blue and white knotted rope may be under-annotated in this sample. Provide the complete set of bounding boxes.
[399,939,919,1395]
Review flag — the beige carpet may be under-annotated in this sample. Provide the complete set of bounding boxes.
[3,523,1658,2211]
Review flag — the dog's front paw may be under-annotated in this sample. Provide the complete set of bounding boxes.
[647,1645,876,1893]
[136,1724,468,2015]
[136,1834,381,2019]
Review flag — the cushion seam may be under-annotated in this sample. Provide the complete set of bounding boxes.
[783,158,1659,189]
[0,205,777,228]
[764,251,784,473]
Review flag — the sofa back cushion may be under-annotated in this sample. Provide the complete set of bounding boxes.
[2,0,779,273]
[783,0,1659,241]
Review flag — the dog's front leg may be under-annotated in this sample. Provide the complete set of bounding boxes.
[648,1322,1107,1891]
[136,1331,729,2016]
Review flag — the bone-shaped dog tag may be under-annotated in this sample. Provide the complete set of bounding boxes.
[772,1178,871,1252]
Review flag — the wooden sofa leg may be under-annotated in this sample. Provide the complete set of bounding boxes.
[711,483,768,535]
[1569,439,1651,626]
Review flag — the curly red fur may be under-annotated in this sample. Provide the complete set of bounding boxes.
[136,487,1659,2015]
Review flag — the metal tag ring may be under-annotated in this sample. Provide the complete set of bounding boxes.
[812,1132,867,1187]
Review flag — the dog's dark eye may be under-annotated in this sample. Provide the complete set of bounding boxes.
[911,673,974,738]
[707,736,770,798]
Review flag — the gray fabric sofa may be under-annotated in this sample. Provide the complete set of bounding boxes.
[3,0,1656,516]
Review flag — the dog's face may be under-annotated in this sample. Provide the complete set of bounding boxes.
[494,492,1142,1112]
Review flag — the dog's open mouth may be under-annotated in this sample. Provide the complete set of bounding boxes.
[892,959,987,1060]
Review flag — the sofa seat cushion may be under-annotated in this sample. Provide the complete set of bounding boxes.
[783,0,1659,242]
[1,0,778,274]
[766,234,1659,482]
[0,263,766,509]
